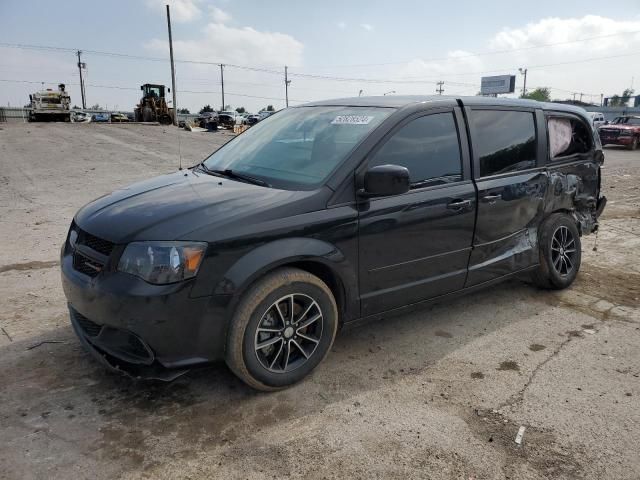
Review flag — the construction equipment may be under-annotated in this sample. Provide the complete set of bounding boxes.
[28,84,71,122]
[134,84,174,125]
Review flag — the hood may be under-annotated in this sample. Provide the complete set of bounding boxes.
[74,169,314,243]
[600,124,638,131]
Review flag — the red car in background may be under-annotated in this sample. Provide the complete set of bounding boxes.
[598,116,640,150]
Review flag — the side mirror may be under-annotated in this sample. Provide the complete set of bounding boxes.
[167,88,170,93]
[360,164,410,197]
[140,86,144,91]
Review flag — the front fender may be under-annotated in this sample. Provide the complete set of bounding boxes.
[214,237,358,319]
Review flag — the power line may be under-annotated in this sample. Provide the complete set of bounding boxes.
[310,29,640,68]
[0,78,310,103]
[5,41,640,86]
[5,28,639,72]
[393,50,640,80]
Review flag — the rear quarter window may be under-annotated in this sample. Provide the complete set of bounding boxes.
[547,115,592,159]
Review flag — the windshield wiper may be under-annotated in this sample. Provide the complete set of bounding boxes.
[199,164,271,187]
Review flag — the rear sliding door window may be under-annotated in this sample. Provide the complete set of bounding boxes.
[472,110,537,177]
[369,112,462,188]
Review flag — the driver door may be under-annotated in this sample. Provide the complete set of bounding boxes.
[358,108,476,316]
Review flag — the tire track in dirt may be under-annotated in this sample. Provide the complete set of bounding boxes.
[0,260,58,274]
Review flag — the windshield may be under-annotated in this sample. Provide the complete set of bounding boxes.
[613,117,640,125]
[202,106,393,189]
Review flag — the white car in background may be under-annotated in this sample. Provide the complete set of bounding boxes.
[588,112,606,128]
[71,111,91,123]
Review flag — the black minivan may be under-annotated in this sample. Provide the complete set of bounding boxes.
[61,96,606,390]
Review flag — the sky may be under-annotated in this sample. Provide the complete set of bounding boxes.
[1,0,640,113]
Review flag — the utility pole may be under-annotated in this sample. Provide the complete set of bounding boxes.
[572,92,577,102]
[518,67,528,96]
[436,81,444,95]
[600,93,604,107]
[220,64,225,110]
[579,92,583,103]
[166,5,178,125]
[76,50,86,109]
[285,66,291,108]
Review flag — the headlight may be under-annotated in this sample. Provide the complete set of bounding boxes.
[118,241,207,284]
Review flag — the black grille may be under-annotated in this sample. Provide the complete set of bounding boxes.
[78,229,114,256]
[73,252,103,277]
[599,129,620,138]
[74,311,103,337]
[69,225,114,277]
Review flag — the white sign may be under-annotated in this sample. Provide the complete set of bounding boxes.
[480,75,516,95]
[331,115,374,125]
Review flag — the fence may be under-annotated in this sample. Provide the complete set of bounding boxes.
[4,105,640,125]
[0,107,199,124]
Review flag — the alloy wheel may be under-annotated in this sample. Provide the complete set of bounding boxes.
[551,225,577,276]
[254,293,323,373]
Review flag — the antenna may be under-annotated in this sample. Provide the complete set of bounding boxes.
[178,125,183,171]
[175,72,183,171]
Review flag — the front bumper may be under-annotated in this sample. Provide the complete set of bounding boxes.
[61,249,228,380]
[599,135,633,146]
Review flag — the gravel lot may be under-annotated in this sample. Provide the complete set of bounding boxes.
[0,122,638,480]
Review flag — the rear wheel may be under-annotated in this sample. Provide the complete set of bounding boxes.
[531,213,581,289]
[158,113,172,125]
[226,268,338,391]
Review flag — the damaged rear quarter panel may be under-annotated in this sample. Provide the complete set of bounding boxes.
[546,162,599,229]
[544,112,602,235]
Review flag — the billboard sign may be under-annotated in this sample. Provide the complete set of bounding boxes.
[480,75,516,95]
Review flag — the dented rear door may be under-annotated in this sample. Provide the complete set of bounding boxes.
[465,107,548,286]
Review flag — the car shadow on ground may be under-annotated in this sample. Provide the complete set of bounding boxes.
[1,280,549,474]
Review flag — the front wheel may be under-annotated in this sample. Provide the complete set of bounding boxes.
[531,213,582,289]
[226,268,338,391]
[627,137,638,150]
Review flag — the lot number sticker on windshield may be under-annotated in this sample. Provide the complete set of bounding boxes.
[331,115,374,125]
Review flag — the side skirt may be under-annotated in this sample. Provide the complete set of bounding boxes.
[342,264,538,331]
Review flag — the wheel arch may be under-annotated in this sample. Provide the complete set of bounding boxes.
[215,238,359,326]
[546,208,590,236]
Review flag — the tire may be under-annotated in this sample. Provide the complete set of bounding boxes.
[627,137,638,150]
[531,213,582,290]
[142,106,153,122]
[226,267,338,391]
[158,113,172,125]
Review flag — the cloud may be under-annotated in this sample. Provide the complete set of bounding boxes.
[145,0,202,22]
[209,6,231,24]
[489,15,640,53]
[145,22,304,67]
[360,23,374,31]
[337,21,346,30]
[385,15,640,99]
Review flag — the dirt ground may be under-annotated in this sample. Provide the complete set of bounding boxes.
[0,122,638,480]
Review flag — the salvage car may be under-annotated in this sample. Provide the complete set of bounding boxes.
[244,114,261,126]
[196,112,219,130]
[588,111,605,129]
[61,96,606,390]
[110,112,129,123]
[71,111,91,123]
[217,111,238,128]
[91,113,110,123]
[598,115,640,149]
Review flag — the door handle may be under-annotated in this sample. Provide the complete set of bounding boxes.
[447,199,472,210]
[481,194,501,203]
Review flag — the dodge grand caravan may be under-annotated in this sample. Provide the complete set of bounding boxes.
[61,96,606,390]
